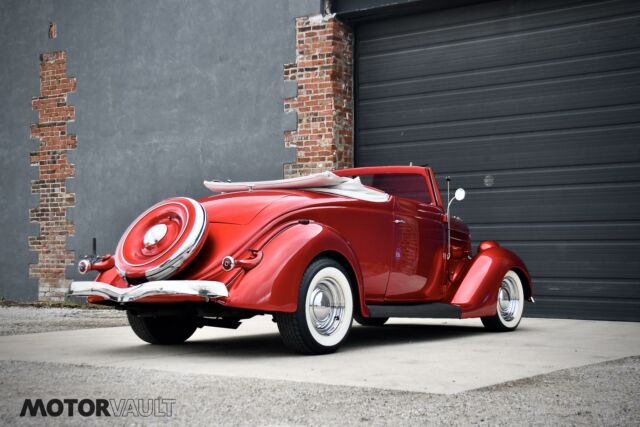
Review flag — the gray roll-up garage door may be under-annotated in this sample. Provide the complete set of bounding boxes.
[355,0,640,320]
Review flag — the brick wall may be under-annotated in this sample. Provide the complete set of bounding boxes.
[283,15,354,177]
[29,51,76,301]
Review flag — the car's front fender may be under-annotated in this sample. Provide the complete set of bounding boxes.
[451,243,532,318]
[223,221,364,314]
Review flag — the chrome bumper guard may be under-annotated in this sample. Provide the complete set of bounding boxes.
[69,280,228,303]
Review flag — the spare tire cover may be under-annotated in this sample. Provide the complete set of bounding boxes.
[115,197,208,281]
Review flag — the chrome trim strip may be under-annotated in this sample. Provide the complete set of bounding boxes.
[69,280,228,303]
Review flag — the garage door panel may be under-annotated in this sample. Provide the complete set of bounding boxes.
[359,70,640,129]
[359,125,640,171]
[355,0,640,320]
[359,0,639,57]
[359,105,640,146]
[527,297,640,321]
[359,14,640,84]
[497,242,640,280]
[453,183,640,223]
[356,0,584,40]
[470,222,640,242]
[359,49,640,101]
[534,278,640,299]
[440,163,640,191]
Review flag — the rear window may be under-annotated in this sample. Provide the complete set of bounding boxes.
[355,174,431,204]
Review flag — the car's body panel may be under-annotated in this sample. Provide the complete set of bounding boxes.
[386,198,446,302]
[95,266,128,289]
[450,245,531,318]
[73,166,532,323]
[223,221,366,315]
[203,193,288,225]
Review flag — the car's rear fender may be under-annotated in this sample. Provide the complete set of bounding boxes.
[451,243,532,318]
[224,221,365,314]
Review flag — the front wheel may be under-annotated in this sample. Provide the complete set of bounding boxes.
[127,311,198,344]
[275,258,354,354]
[481,270,525,332]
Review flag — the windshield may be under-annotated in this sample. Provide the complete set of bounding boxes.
[346,173,431,204]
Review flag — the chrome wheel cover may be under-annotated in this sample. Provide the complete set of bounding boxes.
[498,274,521,322]
[308,278,345,336]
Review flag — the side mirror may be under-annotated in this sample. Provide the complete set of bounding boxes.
[447,187,466,210]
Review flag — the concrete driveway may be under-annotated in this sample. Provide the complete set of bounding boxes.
[1,316,639,395]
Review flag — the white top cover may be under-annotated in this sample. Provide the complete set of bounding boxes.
[204,171,390,203]
[305,177,390,203]
[204,171,346,192]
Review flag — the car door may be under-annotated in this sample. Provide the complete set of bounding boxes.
[383,177,447,302]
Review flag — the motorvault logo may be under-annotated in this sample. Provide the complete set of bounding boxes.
[20,398,176,417]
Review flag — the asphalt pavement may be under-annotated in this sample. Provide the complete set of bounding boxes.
[0,307,639,425]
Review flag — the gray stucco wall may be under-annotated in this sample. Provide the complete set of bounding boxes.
[0,0,320,298]
[0,1,52,300]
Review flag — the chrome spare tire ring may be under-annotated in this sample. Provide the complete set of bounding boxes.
[115,197,208,282]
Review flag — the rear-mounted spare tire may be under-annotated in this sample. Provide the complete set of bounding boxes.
[115,197,207,283]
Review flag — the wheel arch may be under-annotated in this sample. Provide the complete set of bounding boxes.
[224,222,366,315]
[511,266,532,301]
[451,245,532,318]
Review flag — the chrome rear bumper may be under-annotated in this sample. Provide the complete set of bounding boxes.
[69,280,228,303]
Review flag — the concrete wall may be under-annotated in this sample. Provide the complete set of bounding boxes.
[0,0,320,299]
[0,1,52,300]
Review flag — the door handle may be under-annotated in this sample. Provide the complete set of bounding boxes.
[393,219,405,224]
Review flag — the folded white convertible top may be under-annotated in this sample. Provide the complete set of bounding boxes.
[204,171,389,203]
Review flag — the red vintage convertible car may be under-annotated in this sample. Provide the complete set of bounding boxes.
[70,166,532,354]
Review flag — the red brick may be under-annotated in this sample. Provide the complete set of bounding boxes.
[29,50,76,301]
[284,15,353,178]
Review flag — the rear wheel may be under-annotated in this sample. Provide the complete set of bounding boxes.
[127,311,198,344]
[275,258,354,354]
[481,270,524,332]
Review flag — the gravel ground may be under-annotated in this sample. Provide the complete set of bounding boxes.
[0,356,638,426]
[0,306,127,336]
[0,307,638,426]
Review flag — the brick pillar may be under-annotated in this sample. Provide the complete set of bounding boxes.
[283,15,354,177]
[29,51,77,301]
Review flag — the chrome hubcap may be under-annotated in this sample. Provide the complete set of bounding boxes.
[308,279,345,336]
[498,275,520,321]
[143,224,168,248]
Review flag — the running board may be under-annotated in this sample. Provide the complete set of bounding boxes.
[366,303,461,319]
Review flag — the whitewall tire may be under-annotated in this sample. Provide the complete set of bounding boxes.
[481,270,525,332]
[275,258,354,354]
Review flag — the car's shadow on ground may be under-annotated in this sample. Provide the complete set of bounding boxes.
[105,322,485,358]
[344,323,483,351]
